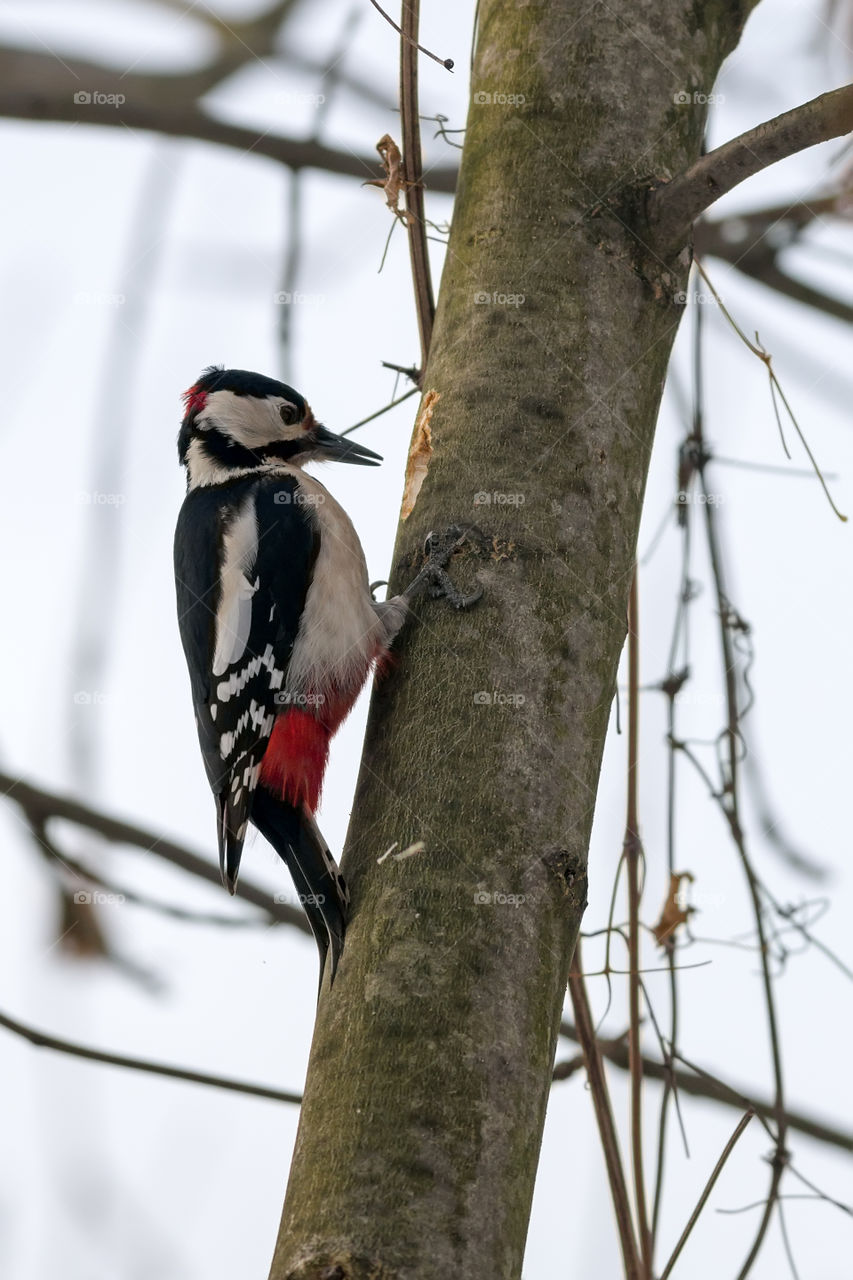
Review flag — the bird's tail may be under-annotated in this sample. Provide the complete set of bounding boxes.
[215,793,248,896]
[249,788,349,989]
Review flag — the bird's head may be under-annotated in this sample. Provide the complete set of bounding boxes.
[178,366,381,487]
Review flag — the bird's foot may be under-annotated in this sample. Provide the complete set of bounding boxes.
[403,525,484,610]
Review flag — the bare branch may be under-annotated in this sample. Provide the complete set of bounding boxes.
[569,949,641,1280]
[368,0,454,69]
[659,1110,754,1280]
[686,294,789,1280]
[341,387,419,436]
[625,572,653,1276]
[0,769,310,933]
[400,0,437,375]
[696,204,853,325]
[649,85,853,248]
[0,1006,301,1104]
[557,1024,853,1155]
[0,49,457,192]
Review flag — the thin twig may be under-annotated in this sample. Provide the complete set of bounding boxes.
[368,0,454,68]
[659,1111,755,1280]
[400,0,436,377]
[381,359,422,383]
[651,516,693,1245]
[693,261,846,521]
[0,1007,301,1104]
[557,1025,853,1154]
[687,303,791,1279]
[0,769,310,933]
[568,945,641,1280]
[341,386,419,436]
[625,571,652,1276]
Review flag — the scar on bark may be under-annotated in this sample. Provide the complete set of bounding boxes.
[401,389,438,520]
[543,847,587,905]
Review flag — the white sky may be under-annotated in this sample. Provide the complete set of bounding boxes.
[1,1,852,1277]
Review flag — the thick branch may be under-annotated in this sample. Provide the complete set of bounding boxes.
[0,48,457,192]
[649,85,853,248]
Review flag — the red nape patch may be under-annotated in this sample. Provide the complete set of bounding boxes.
[182,384,208,417]
[259,709,331,813]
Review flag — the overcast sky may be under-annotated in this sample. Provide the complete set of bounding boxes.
[1,1,852,1277]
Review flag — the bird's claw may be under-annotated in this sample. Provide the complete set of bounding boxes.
[404,525,484,610]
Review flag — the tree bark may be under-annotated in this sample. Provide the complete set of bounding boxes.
[269,3,758,1277]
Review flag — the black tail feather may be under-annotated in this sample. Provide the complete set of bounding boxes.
[250,790,348,991]
[215,794,245,895]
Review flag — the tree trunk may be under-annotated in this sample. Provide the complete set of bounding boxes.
[269,3,757,1277]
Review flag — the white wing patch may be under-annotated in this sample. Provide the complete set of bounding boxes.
[215,643,284,703]
[218,698,275,761]
[212,497,259,677]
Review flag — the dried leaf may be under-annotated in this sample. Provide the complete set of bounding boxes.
[366,133,410,223]
[652,871,695,946]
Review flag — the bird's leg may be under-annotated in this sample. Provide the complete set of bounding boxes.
[401,525,484,610]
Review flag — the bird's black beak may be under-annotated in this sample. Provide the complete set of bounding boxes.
[310,423,382,466]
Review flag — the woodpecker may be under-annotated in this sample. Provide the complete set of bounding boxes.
[174,366,479,987]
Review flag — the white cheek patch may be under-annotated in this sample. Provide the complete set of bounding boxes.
[197,390,307,448]
[212,497,259,677]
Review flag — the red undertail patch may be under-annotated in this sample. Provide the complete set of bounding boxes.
[259,709,331,813]
[259,647,394,812]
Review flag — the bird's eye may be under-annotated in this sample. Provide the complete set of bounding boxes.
[280,402,301,427]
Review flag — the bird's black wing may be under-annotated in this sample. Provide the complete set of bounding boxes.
[174,472,318,889]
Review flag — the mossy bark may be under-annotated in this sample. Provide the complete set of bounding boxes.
[269,3,757,1277]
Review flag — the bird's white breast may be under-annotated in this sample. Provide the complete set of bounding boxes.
[285,469,387,696]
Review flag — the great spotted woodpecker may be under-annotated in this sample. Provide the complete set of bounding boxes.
[174,366,480,987]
